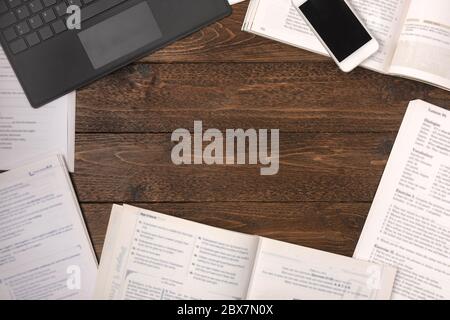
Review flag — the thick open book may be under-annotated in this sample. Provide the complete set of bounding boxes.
[354,100,450,299]
[0,155,97,299]
[243,0,450,91]
[95,204,396,300]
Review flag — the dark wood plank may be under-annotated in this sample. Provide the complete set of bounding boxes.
[72,132,393,203]
[139,3,328,63]
[81,202,370,259]
[76,63,450,133]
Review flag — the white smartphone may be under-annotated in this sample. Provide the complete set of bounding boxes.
[292,0,379,72]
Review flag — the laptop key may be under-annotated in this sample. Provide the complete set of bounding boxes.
[51,19,65,34]
[16,6,30,20]
[29,14,43,29]
[42,0,56,7]
[38,24,52,40]
[3,26,16,41]
[53,2,66,17]
[41,8,55,23]
[25,31,40,46]
[29,0,43,14]
[9,37,27,53]
[0,11,17,28]
[0,1,8,14]
[16,20,30,35]
[7,0,21,9]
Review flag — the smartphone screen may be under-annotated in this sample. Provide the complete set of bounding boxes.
[299,0,372,62]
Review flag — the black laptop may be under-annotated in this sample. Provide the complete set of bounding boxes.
[0,0,231,108]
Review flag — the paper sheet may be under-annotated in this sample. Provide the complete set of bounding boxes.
[0,49,76,172]
[354,100,450,300]
[247,238,396,300]
[0,155,97,299]
[95,204,259,300]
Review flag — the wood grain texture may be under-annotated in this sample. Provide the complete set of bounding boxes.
[140,3,328,63]
[72,133,393,202]
[76,63,450,133]
[81,202,370,259]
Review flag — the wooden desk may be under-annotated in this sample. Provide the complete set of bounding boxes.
[75,3,450,259]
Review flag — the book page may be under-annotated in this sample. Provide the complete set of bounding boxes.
[246,238,396,300]
[0,155,97,299]
[245,0,409,72]
[247,0,327,55]
[243,0,262,32]
[351,0,410,71]
[95,205,259,300]
[0,49,76,172]
[389,0,450,91]
[354,100,450,300]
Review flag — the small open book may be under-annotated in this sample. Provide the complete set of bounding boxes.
[243,0,450,91]
[95,204,396,300]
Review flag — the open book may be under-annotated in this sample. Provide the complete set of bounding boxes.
[243,0,450,91]
[95,204,396,300]
[0,155,97,299]
[354,100,450,300]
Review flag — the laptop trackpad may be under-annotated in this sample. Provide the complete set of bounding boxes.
[78,2,162,69]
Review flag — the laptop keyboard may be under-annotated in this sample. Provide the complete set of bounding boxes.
[0,0,126,54]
